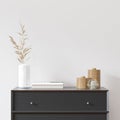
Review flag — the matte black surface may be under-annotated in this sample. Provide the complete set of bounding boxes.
[11,87,108,120]
[12,87,108,92]
[14,114,106,120]
[13,91,107,112]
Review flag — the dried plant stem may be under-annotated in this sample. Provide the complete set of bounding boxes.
[9,24,31,63]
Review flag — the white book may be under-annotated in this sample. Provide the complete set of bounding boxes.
[32,82,64,86]
[32,86,63,89]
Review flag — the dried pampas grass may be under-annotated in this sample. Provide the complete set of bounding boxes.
[9,24,31,63]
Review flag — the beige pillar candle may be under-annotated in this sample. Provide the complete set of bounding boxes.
[88,68,100,88]
[76,76,87,89]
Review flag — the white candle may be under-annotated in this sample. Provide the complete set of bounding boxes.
[18,64,30,88]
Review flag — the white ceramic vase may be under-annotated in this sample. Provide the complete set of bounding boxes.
[18,64,31,88]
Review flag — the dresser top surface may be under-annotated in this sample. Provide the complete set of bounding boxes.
[12,87,108,92]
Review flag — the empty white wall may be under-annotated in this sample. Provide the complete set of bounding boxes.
[0,0,120,119]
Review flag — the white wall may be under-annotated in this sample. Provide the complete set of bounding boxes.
[0,0,120,119]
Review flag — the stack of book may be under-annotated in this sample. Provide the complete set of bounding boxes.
[32,82,64,88]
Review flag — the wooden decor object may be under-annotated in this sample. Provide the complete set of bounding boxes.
[88,68,100,88]
[76,76,87,89]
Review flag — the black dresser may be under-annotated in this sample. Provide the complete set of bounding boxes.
[11,87,108,120]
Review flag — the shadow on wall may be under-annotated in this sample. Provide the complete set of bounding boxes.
[105,75,120,120]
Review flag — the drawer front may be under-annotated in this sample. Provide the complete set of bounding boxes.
[13,91,107,112]
[14,114,106,120]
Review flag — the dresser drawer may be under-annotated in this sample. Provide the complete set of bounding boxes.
[12,91,107,112]
[14,114,106,120]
